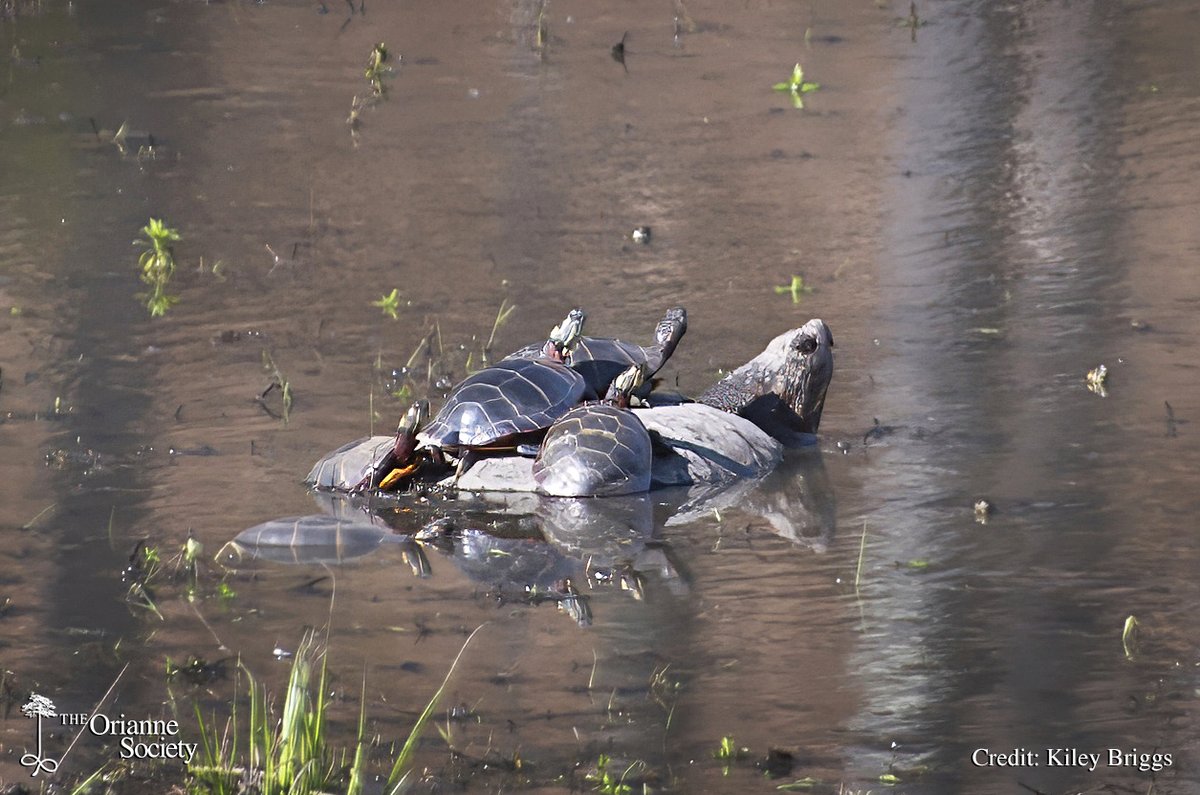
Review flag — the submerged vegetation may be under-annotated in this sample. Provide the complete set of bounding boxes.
[134,217,181,317]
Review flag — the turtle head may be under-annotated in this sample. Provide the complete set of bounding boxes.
[605,363,647,408]
[392,399,428,461]
[544,307,587,363]
[696,319,833,442]
[654,306,688,356]
[775,318,834,434]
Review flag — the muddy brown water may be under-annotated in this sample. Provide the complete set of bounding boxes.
[2,1,1199,792]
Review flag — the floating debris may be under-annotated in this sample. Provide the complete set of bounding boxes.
[973,498,994,524]
[1086,364,1108,397]
[631,225,651,244]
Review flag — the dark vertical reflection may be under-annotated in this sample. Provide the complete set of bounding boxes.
[861,2,1200,792]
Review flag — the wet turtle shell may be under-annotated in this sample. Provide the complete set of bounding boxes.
[507,307,686,395]
[417,358,587,450]
[307,436,396,491]
[532,403,653,497]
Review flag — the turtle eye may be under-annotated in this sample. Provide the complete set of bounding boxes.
[795,336,818,355]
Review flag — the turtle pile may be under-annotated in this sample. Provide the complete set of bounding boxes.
[308,307,834,498]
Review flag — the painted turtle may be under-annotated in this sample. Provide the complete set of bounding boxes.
[386,309,589,486]
[306,400,428,492]
[450,318,834,491]
[309,318,834,494]
[532,363,653,497]
[507,306,687,397]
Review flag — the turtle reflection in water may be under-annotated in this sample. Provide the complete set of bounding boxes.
[227,494,682,626]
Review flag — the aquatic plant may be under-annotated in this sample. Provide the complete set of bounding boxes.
[189,632,337,795]
[713,735,749,762]
[134,218,181,317]
[854,521,867,591]
[1122,615,1140,659]
[365,42,391,96]
[774,275,813,303]
[483,297,517,361]
[535,0,549,55]
[372,288,402,319]
[772,63,821,109]
[124,541,164,620]
[384,624,486,793]
[898,2,928,42]
[586,753,634,795]
[258,351,294,425]
[1086,364,1108,397]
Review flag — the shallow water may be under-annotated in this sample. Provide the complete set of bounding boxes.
[2,1,1199,792]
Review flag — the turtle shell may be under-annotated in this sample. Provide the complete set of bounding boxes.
[306,435,394,491]
[507,307,686,395]
[418,358,587,449]
[532,403,652,497]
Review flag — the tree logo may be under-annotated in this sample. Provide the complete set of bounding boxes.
[20,693,61,776]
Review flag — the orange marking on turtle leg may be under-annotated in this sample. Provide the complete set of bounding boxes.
[379,462,421,490]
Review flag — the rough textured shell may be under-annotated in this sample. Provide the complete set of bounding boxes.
[533,404,653,497]
[419,359,587,449]
[306,435,394,491]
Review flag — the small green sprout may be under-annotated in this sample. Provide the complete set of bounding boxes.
[773,63,821,108]
[134,217,181,317]
[1122,615,1140,659]
[372,288,402,319]
[774,275,813,303]
[365,42,391,96]
[217,582,237,601]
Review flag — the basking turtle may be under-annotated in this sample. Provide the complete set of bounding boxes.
[309,318,834,494]
[532,363,653,497]
[507,306,687,397]
[415,314,588,455]
[697,317,834,444]
[306,400,427,492]
[452,318,834,491]
[309,309,588,492]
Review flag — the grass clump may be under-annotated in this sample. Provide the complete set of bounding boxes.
[189,625,486,795]
[190,632,339,795]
